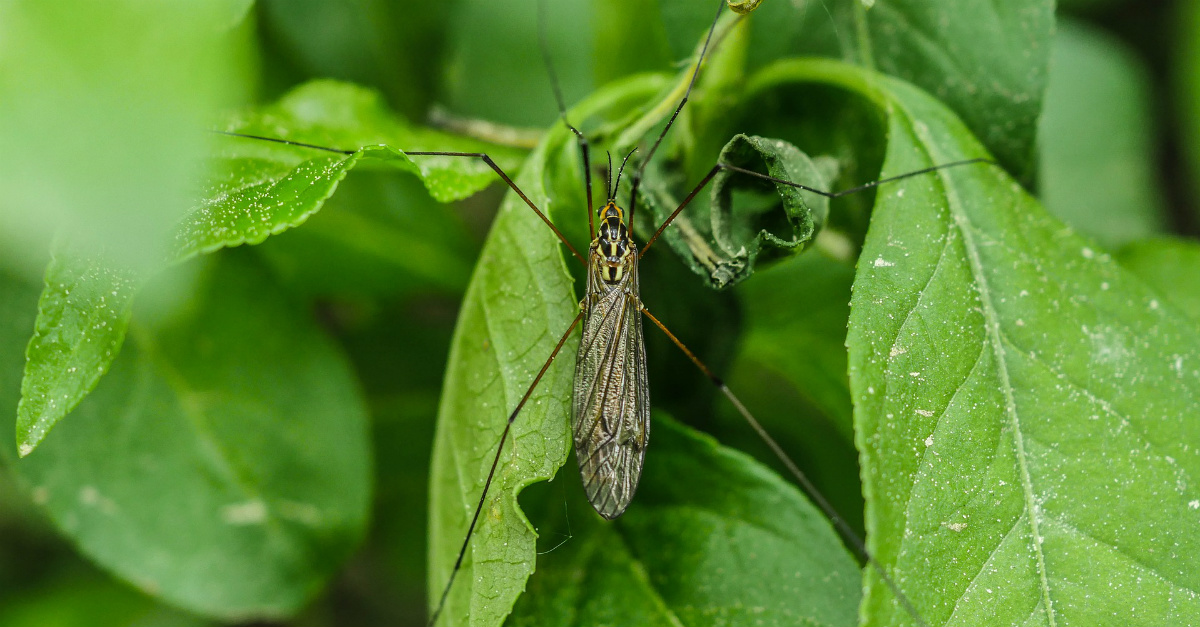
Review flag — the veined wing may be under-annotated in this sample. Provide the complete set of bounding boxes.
[571,257,650,519]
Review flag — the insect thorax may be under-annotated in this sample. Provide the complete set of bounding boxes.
[592,201,636,285]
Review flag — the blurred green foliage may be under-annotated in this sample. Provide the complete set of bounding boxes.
[0,0,1198,626]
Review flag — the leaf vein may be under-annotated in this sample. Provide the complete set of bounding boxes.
[902,337,990,527]
[885,228,956,367]
[944,511,1030,623]
[898,111,1058,625]
[1041,511,1200,600]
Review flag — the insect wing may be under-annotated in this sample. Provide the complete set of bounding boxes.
[571,255,650,519]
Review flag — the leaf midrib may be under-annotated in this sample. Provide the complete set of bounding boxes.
[894,106,1058,625]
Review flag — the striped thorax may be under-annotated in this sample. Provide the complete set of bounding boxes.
[595,201,634,283]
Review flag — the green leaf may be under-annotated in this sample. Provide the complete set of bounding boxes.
[741,59,1200,625]
[1117,237,1200,322]
[508,415,861,627]
[14,250,139,456]
[0,271,43,467]
[1038,20,1168,249]
[638,134,831,288]
[859,0,1054,182]
[16,80,525,455]
[709,135,830,276]
[426,110,581,627]
[6,252,371,619]
[427,74,668,627]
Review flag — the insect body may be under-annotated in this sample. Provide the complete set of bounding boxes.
[573,199,649,519]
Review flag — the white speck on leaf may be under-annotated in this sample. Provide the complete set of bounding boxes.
[78,486,118,515]
[222,500,268,525]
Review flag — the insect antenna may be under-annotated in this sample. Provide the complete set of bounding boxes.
[625,0,727,230]
[606,150,614,202]
[538,0,595,234]
[610,146,637,202]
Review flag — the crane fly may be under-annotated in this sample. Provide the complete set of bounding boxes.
[572,151,650,519]
[218,1,993,625]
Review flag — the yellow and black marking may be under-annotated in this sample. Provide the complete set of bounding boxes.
[593,201,635,284]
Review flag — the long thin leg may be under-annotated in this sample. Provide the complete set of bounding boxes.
[639,305,931,627]
[639,157,997,256]
[214,130,586,264]
[212,130,355,155]
[626,0,727,230]
[427,311,585,627]
[537,0,595,235]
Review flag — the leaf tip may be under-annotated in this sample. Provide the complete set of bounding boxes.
[15,399,56,458]
[15,419,44,457]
